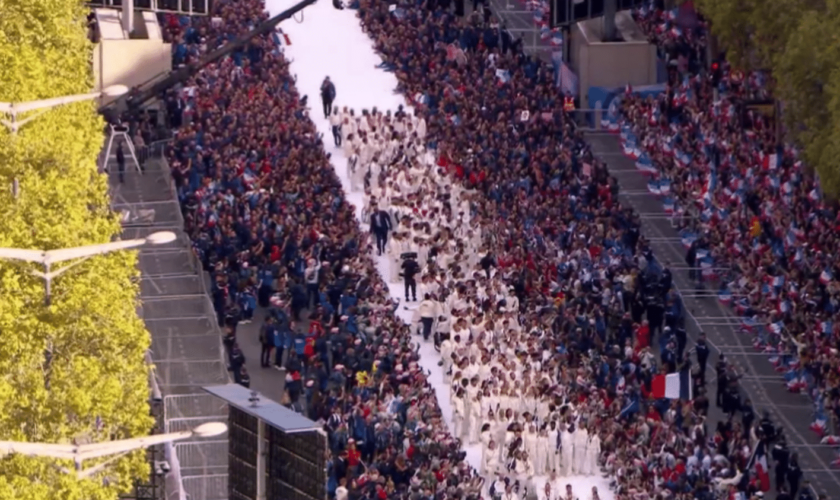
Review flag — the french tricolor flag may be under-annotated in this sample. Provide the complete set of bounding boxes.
[636,155,657,175]
[820,269,833,285]
[624,144,641,160]
[748,442,771,492]
[659,179,671,195]
[540,26,551,41]
[741,317,757,331]
[718,290,733,305]
[820,320,833,335]
[762,153,779,171]
[676,150,692,167]
[785,231,796,247]
[779,300,791,314]
[651,368,692,400]
[663,137,674,155]
[700,259,715,278]
[681,232,697,249]
[495,69,511,85]
[663,198,675,214]
[648,180,661,196]
[550,31,563,46]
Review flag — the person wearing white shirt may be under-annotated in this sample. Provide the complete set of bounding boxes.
[524,424,539,472]
[538,480,560,500]
[582,427,601,476]
[414,113,427,139]
[346,151,361,192]
[340,117,357,144]
[468,390,483,444]
[417,294,438,341]
[386,234,406,282]
[439,335,454,383]
[501,485,520,500]
[329,107,342,146]
[482,439,500,476]
[435,310,451,348]
[452,387,466,439]
[335,484,349,500]
[572,424,589,474]
[357,112,370,134]
[358,138,373,177]
[369,156,382,190]
[560,424,574,476]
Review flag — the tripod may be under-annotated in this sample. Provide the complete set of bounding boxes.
[101,124,141,175]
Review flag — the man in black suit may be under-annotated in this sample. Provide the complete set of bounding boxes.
[369,207,392,256]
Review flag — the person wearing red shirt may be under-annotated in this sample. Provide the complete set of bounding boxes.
[346,440,361,468]
[637,320,651,349]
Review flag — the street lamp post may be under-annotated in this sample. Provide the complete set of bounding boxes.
[0,85,130,134]
[0,231,177,306]
[0,422,227,480]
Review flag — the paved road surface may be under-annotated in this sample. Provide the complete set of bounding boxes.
[586,131,839,495]
[232,305,296,403]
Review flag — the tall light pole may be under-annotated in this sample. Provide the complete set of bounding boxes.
[0,422,227,480]
[0,231,177,306]
[0,85,130,134]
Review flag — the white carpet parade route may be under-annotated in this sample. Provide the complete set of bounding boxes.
[269,1,614,497]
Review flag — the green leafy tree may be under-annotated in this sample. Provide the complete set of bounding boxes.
[773,3,840,195]
[0,0,153,499]
[695,0,840,196]
[694,0,812,71]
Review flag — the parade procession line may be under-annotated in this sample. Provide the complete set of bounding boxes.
[270,1,615,497]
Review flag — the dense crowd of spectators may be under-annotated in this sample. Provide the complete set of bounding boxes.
[621,5,840,448]
[146,0,812,499]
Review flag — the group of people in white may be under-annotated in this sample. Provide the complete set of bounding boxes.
[330,105,604,500]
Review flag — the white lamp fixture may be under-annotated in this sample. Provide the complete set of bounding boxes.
[0,231,177,306]
[0,422,227,479]
[0,85,130,133]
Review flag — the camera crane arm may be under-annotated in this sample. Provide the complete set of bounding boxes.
[100,0,317,115]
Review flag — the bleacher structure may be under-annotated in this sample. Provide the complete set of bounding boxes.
[105,141,231,500]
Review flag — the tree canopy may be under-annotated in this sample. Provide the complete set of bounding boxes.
[0,1,153,499]
[694,0,840,196]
